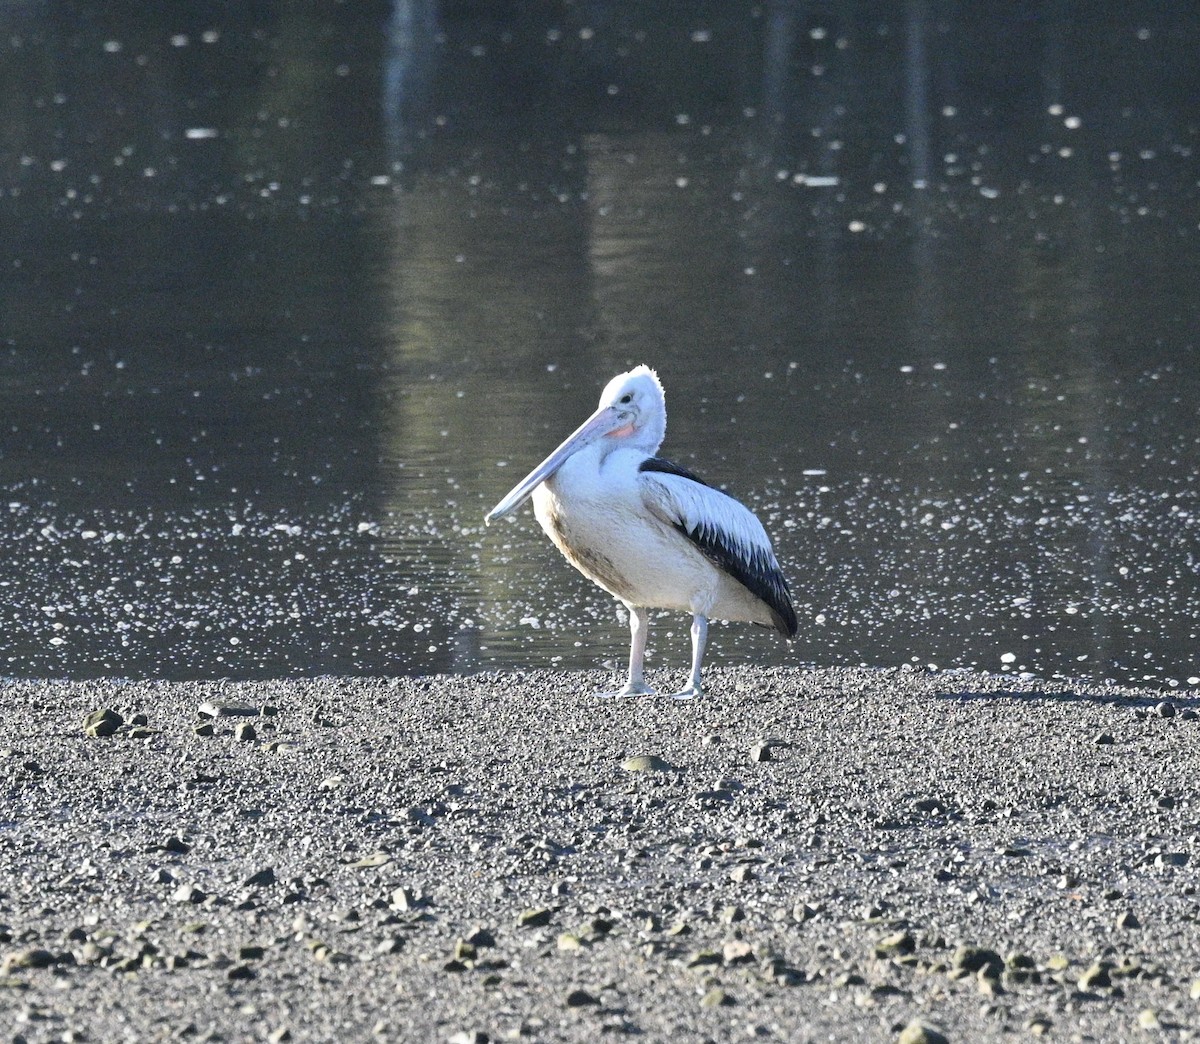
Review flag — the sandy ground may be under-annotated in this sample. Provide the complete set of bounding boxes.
[1,666,1198,1043]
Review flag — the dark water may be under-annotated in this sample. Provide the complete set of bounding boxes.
[2,2,1197,689]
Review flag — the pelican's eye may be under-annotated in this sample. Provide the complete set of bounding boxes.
[619,393,633,405]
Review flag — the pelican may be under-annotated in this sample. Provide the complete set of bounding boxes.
[484,366,797,699]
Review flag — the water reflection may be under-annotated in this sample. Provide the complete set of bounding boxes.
[0,1,1196,687]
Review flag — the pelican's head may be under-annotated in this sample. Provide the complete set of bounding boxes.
[595,365,667,452]
[484,364,667,524]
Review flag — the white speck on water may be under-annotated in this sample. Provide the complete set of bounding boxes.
[185,128,218,140]
[49,636,65,646]
[520,616,541,629]
[1000,652,1017,664]
[690,29,712,43]
[103,40,122,53]
[899,365,914,373]
[802,469,828,477]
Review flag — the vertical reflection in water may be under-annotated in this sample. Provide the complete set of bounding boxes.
[382,0,439,159]
[903,0,932,190]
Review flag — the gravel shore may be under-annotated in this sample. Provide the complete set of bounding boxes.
[1,667,1198,1043]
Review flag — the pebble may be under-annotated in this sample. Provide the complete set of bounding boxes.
[1,948,57,972]
[1155,701,1175,718]
[1093,732,1115,745]
[700,987,732,1008]
[897,1021,949,1044]
[950,944,1002,975]
[1078,962,1111,990]
[1116,911,1141,930]
[235,722,257,742]
[620,754,672,773]
[198,702,259,718]
[83,708,123,738]
[564,988,599,1007]
[244,867,277,888]
[874,931,915,958]
[518,908,552,928]
[722,940,754,965]
[750,743,772,763]
[172,885,207,905]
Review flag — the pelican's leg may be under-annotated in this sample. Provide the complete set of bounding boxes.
[671,614,707,700]
[598,605,655,698]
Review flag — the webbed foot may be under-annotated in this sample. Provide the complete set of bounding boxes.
[597,682,656,699]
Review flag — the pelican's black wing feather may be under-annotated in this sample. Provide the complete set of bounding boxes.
[638,457,798,637]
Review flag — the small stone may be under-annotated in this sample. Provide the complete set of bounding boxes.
[1,948,57,973]
[719,906,744,924]
[1154,852,1188,868]
[172,885,207,905]
[1189,978,1200,1000]
[750,743,772,763]
[83,708,123,738]
[517,908,552,928]
[792,902,818,923]
[1024,1016,1052,1037]
[462,926,495,948]
[557,933,583,951]
[722,940,754,965]
[161,836,191,855]
[347,851,391,869]
[1093,732,1115,745]
[1116,911,1141,930]
[686,949,721,968]
[193,722,215,737]
[729,865,756,884]
[1078,962,1111,990]
[129,727,159,739]
[453,940,477,962]
[235,722,257,743]
[389,887,420,911]
[700,987,733,1008]
[874,931,915,958]
[238,946,265,961]
[446,1033,488,1044]
[1155,701,1176,719]
[129,712,149,726]
[226,964,255,981]
[244,867,277,888]
[267,1029,292,1044]
[565,988,599,1007]
[620,754,671,773]
[1137,1009,1160,1030]
[199,702,258,718]
[897,1021,949,1044]
[951,945,1003,976]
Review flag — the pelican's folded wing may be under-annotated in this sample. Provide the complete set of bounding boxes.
[637,458,797,636]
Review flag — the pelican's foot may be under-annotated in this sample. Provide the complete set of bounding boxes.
[597,683,656,699]
[669,685,703,701]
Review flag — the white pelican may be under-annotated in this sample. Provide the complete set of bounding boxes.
[484,366,797,699]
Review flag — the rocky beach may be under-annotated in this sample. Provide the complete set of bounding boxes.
[1,667,1198,1042]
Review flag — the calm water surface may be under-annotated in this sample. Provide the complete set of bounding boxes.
[1,2,1197,688]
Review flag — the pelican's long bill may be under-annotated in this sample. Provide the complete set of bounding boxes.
[484,403,625,524]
